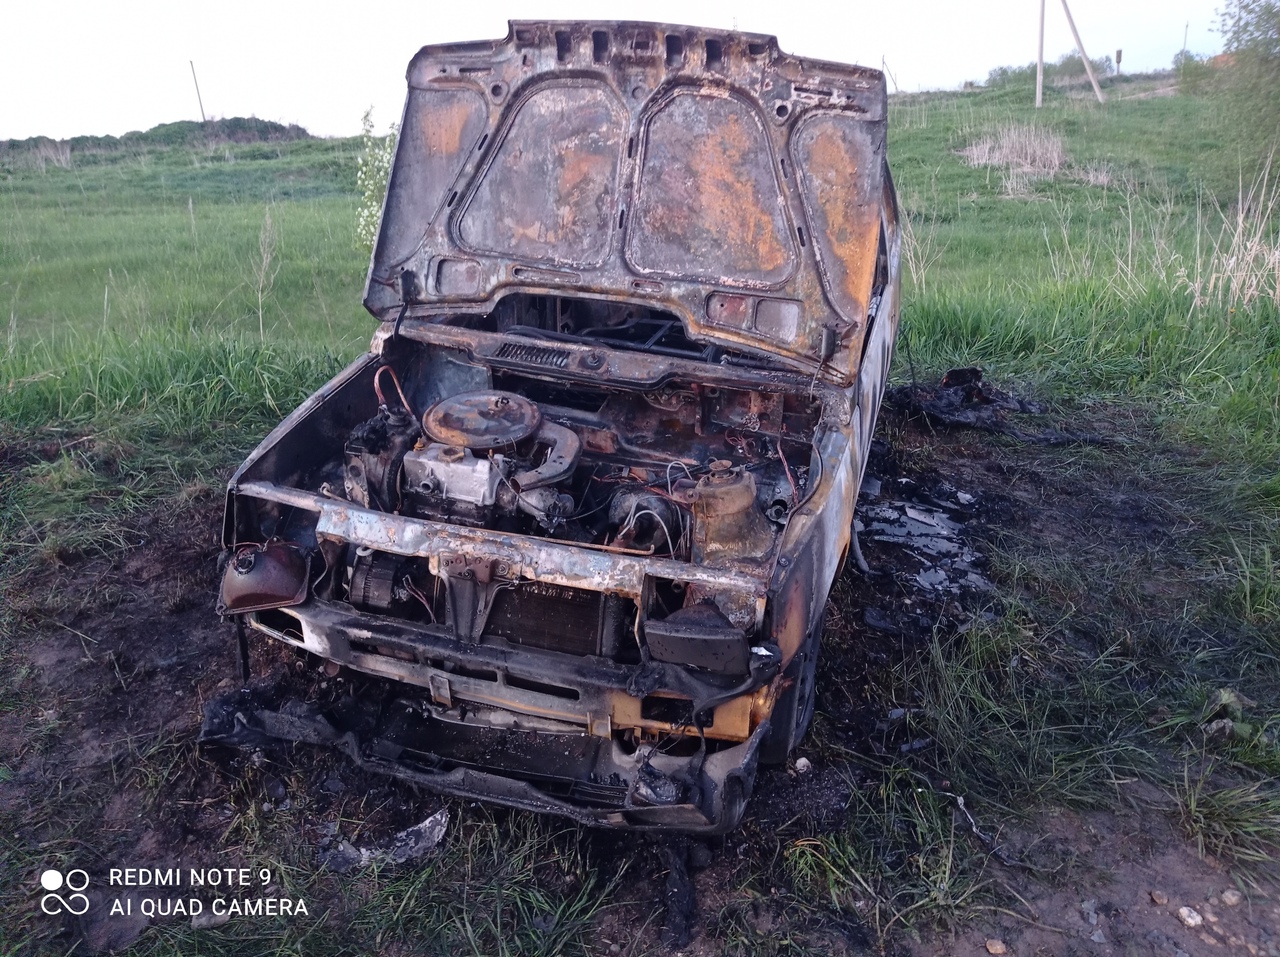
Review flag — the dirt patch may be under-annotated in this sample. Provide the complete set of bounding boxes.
[927,805,1280,957]
[6,490,225,744]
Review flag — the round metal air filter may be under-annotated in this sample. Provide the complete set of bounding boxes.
[421,390,542,450]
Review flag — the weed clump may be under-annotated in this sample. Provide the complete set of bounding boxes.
[959,125,1067,194]
[1176,764,1280,864]
[356,109,397,253]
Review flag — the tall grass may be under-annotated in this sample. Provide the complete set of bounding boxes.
[1180,162,1280,310]
[1,323,346,439]
[252,206,281,340]
[959,124,1068,183]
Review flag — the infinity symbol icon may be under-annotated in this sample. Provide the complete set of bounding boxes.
[41,892,90,916]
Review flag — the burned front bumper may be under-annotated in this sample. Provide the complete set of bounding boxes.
[202,678,769,832]
[213,481,784,832]
[224,596,777,832]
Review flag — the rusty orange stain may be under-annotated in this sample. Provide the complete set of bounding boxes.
[632,93,793,281]
[799,118,880,328]
[420,97,473,158]
[461,85,622,262]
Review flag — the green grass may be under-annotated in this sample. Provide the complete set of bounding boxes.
[1,326,348,576]
[893,76,1280,470]
[3,73,1280,954]
[786,768,989,941]
[3,135,370,350]
[1176,763,1280,865]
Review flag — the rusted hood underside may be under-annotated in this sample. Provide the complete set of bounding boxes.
[365,20,888,385]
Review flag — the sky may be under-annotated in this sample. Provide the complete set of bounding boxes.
[0,0,1223,141]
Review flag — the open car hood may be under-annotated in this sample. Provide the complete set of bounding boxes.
[365,20,889,386]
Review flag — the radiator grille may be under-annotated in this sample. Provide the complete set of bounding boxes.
[483,581,601,656]
[494,342,572,368]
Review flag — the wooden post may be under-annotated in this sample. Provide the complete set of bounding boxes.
[190,60,207,123]
[1036,0,1046,108]
[1059,0,1105,103]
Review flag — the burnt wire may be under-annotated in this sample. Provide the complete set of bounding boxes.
[568,496,615,523]
[373,364,415,418]
[570,464,623,522]
[388,267,418,340]
[402,577,437,623]
[777,436,799,504]
[665,460,695,495]
[390,300,409,341]
[619,507,676,556]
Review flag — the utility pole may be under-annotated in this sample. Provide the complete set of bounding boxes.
[190,60,207,123]
[1036,0,1046,108]
[1060,0,1105,104]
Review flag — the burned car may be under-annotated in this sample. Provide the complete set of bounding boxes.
[208,20,900,833]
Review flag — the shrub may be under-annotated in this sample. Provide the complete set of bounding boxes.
[1050,50,1115,82]
[1174,50,1214,93]
[355,109,398,254]
[1218,1,1280,161]
[986,51,1114,89]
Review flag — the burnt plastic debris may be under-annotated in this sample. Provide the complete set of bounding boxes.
[886,368,1106,445]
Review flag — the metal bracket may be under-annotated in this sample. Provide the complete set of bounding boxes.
[429,674,452,708]
[587,712,613,738]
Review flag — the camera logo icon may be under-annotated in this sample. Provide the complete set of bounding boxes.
[40,869,90,915]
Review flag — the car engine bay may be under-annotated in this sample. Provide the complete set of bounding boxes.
[237,295,823,666]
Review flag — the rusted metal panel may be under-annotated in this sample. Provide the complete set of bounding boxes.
[364,19,889,385]
[792,113,885,336]
[459,83,627,267]
[627,90,796,286]
[852,174,902,490]
[203,675,770,832]
[374,322,852,411]
[232,480,770,602]
[246,600,757,743]
[376,87,490,269]
[769,427,858,660]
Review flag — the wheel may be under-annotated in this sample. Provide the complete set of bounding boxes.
[758,616,822,766]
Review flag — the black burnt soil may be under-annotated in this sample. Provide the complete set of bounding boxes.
[5,398,1275,955]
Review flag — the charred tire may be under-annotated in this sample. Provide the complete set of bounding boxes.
[758,616,822,766]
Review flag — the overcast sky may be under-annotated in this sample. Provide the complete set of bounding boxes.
[0,0,1223,141]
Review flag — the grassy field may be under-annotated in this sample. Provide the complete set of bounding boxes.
[2,69,1279,955]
